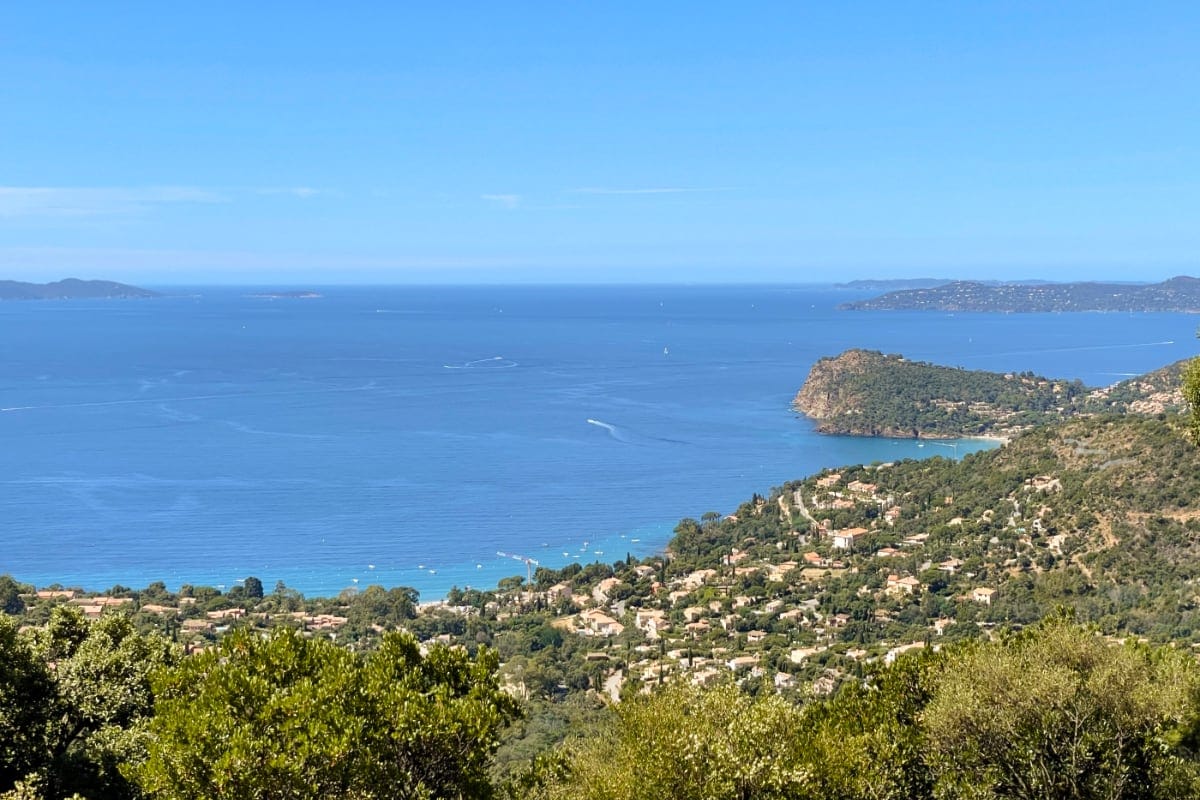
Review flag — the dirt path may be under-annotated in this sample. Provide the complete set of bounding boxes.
[794,490,818,528]
[604,669,624,703]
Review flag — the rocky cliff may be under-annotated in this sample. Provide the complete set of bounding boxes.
[794,350,899,435]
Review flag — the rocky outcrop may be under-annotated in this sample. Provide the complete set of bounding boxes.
[793,350,913,436]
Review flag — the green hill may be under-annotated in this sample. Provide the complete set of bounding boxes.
[0,278,159,300]
[794,349,1187,438]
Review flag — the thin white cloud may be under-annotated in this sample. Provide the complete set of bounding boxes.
[570,187,735,196]
[254,186,322,198]
[0,186,227,218]
[481,193,521,209]
[0,186,329,218]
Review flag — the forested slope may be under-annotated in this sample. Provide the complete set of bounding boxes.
[795,349,1187,438]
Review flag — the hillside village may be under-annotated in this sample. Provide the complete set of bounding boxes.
[7,466,1041,700]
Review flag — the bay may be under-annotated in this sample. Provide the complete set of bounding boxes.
[0,284,1195,598]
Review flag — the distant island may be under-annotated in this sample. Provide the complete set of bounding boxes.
[833,278,953,290]
[794,348,1187,438]
[245,291,323,299]
[840,275,1200,312]
[0,278,159,300]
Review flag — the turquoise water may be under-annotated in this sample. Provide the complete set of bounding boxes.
[1,285,1195,598]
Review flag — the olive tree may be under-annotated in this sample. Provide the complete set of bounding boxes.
[1183,356,1200,442]
[530,680,810,800]
[0,576,28,616]
[924,617,1200,799]
[136,628,519,799]
[1,607,175,799]
[0,618,54,793]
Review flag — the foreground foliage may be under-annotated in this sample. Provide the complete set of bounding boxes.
[136,628,520,800]
[1184,356,1200,440]
[12,608,1200,799]
[0,616,518,800]
[0,608,175,799]
[520,617,1200,800]
[531,681,809,800]
[7,584,1200,800]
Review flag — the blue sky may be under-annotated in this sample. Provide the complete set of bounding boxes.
[1,3,1198,284]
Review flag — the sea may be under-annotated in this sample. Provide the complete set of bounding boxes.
[1,284,1196,599]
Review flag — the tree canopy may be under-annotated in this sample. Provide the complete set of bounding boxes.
[0,607,175,799]
[524,680,809,800]
[522,617,1200,800]
[0,576,28,616]
[1183,356,1200,441]
[136,627,519,800]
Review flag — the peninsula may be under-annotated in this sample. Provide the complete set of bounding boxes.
[0,278,159,300]
[840,275,1200,313]
[794,348,1187,438]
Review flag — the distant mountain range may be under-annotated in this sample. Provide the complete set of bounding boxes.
[834,278,954,290]
[834,278,1063,291]
[840,276,1200,312]
[0,279,159,300]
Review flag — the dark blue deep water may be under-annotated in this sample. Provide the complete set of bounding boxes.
[1,285,1196,598]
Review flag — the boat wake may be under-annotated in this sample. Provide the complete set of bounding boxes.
[965,340,1178,360]
[443,356,519,370]
[586,418,627,442]
[586,418,687,446]
[221,421,333,440]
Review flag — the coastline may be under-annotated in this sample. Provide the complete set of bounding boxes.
[8,521,672,602]
[6,287,1193,604]
[7,430,1006,600]
[812,426,1016,442]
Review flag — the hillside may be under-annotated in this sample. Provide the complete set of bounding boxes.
[0,278,159,300]
[13,412,1200,767]
[509,410,1200,703]
[8,403,1200,793]
[840,275,1200,312]
[9,414,1200,704]
[794,349,1187,438]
